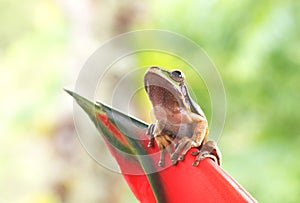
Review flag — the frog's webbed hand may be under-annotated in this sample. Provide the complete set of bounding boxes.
[147,122,175,167]
[191,140,222,166]
[171,137,199,165]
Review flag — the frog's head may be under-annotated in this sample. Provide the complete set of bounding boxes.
[144,66,186,113]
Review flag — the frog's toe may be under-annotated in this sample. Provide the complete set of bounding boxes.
[178,154,185,161]
[193,153,218,167]
[158,160,164,167]
[165,144,174,157]
[158,149,165,167]
[155,136,167,149]
[193,141,222,166]
[172,159,178,165]
[155,135,173,149]
[178,144,192,161]
[192,159,200,166]
[147,137,154,148]
[171,152,179,161]
[171,152,180,165]
[191,150,200,156]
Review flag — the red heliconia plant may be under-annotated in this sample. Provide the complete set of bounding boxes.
[66,90,257,203]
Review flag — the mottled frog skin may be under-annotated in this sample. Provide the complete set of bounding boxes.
[144,66,221,167]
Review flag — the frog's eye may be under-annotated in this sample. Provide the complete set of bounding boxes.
[170,70,185,82]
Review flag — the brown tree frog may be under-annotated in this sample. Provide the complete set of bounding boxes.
[144,66,221,167]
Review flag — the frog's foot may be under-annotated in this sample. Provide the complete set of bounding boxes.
[146,124,155,147]
[171,137,197,165]
[155,135,174,167]
[191,141,222,166]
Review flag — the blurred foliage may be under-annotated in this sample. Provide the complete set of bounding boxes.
[1,0,300,202]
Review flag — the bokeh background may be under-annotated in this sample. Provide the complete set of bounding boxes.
[1,0,300,202]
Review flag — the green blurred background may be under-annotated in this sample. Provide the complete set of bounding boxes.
[1,0,300,202]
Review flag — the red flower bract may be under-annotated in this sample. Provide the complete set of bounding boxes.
[66,90,257,203]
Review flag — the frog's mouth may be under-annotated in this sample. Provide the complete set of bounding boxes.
[144,67,184,109]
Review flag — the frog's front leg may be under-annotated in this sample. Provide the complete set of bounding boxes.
[171,114,207,165]
[191,140,222,166]
[147,122,174,166]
